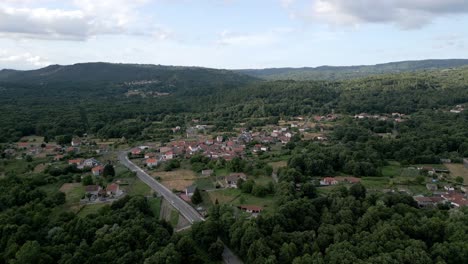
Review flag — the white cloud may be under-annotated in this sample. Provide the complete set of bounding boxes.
[0,50,52,68]
[287,0,468,29]
[0,0,167,40]
[217,28,295,47]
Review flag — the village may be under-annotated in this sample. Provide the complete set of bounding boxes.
[2,110,468,220]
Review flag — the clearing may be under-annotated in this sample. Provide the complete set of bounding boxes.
[446,163,468,183]
[152,169,197,191]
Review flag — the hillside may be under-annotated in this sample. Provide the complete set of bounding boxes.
[0,62,256,94]
[238,59,468,80]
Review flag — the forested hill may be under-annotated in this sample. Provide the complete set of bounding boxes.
[238,59,468,80]
[0,62,256,89]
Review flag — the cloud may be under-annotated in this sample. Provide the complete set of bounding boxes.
[0,50,52,68]
[287,0,468,29]
[217,28,295,47]
[0,0,167,40]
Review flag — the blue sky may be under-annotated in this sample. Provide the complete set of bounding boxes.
[1,0,468,70]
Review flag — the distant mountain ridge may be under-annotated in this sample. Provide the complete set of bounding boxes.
[0,62,256,85]
[237,59,468,80]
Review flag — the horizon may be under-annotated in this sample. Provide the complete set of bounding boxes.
[3,58,468,72]
[1,1,468,70]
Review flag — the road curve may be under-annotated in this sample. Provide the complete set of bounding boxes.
[118,151,243,264]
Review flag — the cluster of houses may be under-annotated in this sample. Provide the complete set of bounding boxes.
[354,112,407,123]
[84,182,123,202]
[68,157,107,176]
[132,127,298,168]
[414,190,468,208]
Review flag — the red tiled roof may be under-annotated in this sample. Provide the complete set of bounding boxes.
[106,183,119,193]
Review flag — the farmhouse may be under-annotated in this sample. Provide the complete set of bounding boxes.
[146,158,158,168]
[320,177,339,186]
[238,205,263,216]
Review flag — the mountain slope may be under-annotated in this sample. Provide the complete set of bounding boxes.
[0,62,257,91]
[238,59,468,80]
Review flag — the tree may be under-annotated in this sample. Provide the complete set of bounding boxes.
[455,176,464,184]
[82,175,93,186]
[208,239,224,260]
[14,241,42,264]
[103,164,115,178]
[349,183,366,199]
[191,188,203,204]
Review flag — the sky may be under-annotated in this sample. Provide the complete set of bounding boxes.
[1,0,468,70]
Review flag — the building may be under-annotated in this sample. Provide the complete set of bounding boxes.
[225,173,247,188]
[144,152,156,159]
[106,183,122,196]
[71,138,81,147]
[320,177,339,186]
[92,165,105,176]
[83,158,100,168]
[68,159,84,167]
[146,158,158,168]
[238,205,263,216]
[164,151,174,160]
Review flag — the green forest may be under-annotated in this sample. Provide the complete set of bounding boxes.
[1,63,468,263]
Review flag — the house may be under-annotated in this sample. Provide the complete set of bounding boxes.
[216,135,224,142]
[320,177,339,186]
[225,173,247,188]
[131,148,142,156]
[85,185,102,198]
[54,155,64,161]
[164,151,174,160]
[185,185,196,197]
[83,158,100,168]
[106,183,122,196]
[68,158,83,167]
[238,205,263,215]
[202,169,213,176]
[146,158,158,168]
[92,165,104,176]
[285,132,293,138]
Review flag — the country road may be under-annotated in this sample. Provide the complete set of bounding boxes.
[118,151,242,264]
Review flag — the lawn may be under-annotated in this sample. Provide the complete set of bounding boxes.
[60,183,85,204]
[207,188,242,204]
[152,169,197,191]
[148,197,162,217]
[170,210,179,227]
[78,203,108,217]
[127,178,152,196]
[195,177,215,190]
[381,161,402,177]
[361,177,390,190]
[445,163,468,184]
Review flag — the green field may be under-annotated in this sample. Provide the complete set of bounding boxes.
[127,178,152,196]
[78,203,108,217]
[170,210,179,226]
[148,197,162,217]
[195,177,215,190]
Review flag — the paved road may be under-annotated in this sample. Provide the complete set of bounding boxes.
[118,151,203,223]
[118,151,243,264]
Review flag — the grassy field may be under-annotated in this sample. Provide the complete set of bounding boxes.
[268,160,287,171]
[126,178,152,196]
[170,210,179,226]
[151,169,197,191]
[148,197,162,217]
[195,177,215,190]
[381,161,402,177]
[207,188,241,204]
[445,163,468,183]
[78,203,108,217]
[361,177,390,190]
